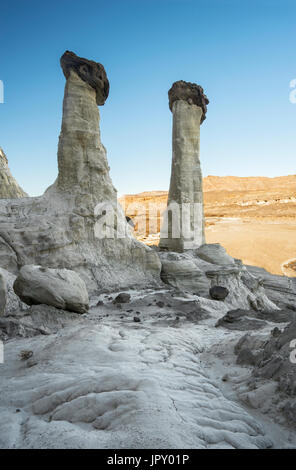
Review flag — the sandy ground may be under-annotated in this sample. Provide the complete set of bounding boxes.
[205,217,296,277]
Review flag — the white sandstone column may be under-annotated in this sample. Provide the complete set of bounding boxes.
[159,80,209,252]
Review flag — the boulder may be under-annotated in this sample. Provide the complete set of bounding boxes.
[13,265,89,313]
[196,243,235,266]
[113,293,131,304]
[209,285,229,300]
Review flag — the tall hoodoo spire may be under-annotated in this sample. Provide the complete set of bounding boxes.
[159,80,209,252]
[56,51,116,205]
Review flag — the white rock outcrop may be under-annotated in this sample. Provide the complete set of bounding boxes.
[159,244,278,311]
[0,148,27,199]
[0,272,7,316]
[0,309,275,449]
[0,51,161,293]
[0,268,27,316]
[13,265,89,313]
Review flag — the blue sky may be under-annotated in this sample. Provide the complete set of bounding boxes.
[1,0,296,196]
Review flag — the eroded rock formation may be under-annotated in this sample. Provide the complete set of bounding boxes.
[0,148,27,199]
[159,80,209,252]
[0,51,161,293]
[0,272,7,316]
[159,245,278,312]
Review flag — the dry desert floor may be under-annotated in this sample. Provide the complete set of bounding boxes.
[119,175,296,277]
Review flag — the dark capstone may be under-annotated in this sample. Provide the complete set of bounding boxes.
[209,286,229,301]
[60,50,109,105]
[168,80,209,123]
[113,293,131,304]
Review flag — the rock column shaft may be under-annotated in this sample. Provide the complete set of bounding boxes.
[56,51,116,208]
[159,80,209,252]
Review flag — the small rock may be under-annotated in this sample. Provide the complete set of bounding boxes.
[271,327,281,337]
[113,293,131,304]
[96,300,104,306]
[133,316,141,323]
[156,301,164,308]
[209,286,229,301]
[222,374,229,382]
[19,350,33,360]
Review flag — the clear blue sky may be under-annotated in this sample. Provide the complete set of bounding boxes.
[1,0,296,197]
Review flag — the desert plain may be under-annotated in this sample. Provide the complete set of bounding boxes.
[119,175,296,277]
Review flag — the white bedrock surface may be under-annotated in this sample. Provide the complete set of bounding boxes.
[0,289,295,449]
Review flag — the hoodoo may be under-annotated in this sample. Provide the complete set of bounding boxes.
[159,80,209,252]
[0,51,161,291]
